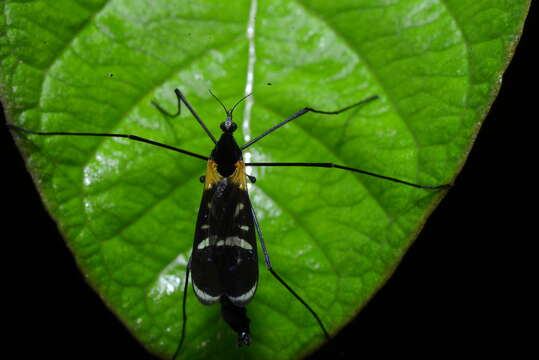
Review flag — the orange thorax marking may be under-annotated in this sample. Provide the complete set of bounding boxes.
[229,161,247,190]
[204,160,247,190]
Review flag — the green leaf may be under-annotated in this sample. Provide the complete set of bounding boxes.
[1,0,529,359]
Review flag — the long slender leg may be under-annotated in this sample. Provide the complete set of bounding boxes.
[153,89,218,144]
[7,124,208,161]
[241,95,379,150]
[250,206,330,340]
[173,256,191,360]
[246,162,451,189]
[152,92,182,118]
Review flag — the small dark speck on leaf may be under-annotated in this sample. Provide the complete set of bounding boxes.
[266,82,272,86]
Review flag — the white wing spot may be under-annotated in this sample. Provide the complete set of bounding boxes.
[201,224,209,230]
[197,238,211,250]
[193,282,220,303]
[234,203,245,218]
[228,281,257,304]
[225,236,253,251]
[239,225,249,231]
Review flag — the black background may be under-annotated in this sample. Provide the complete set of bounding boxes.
[2,5,535,359]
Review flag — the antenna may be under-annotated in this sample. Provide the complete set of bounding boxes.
[208,89,228,114]
[208,90,253,117]
[230,92,253,115]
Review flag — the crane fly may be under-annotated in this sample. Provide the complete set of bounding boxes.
[8,88,450,359]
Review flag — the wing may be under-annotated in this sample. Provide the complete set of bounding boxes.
[190,185,222,305]
[191,160,258,307]
[219,185,258,306]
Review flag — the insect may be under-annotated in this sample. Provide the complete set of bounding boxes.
[8,88,450,358]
